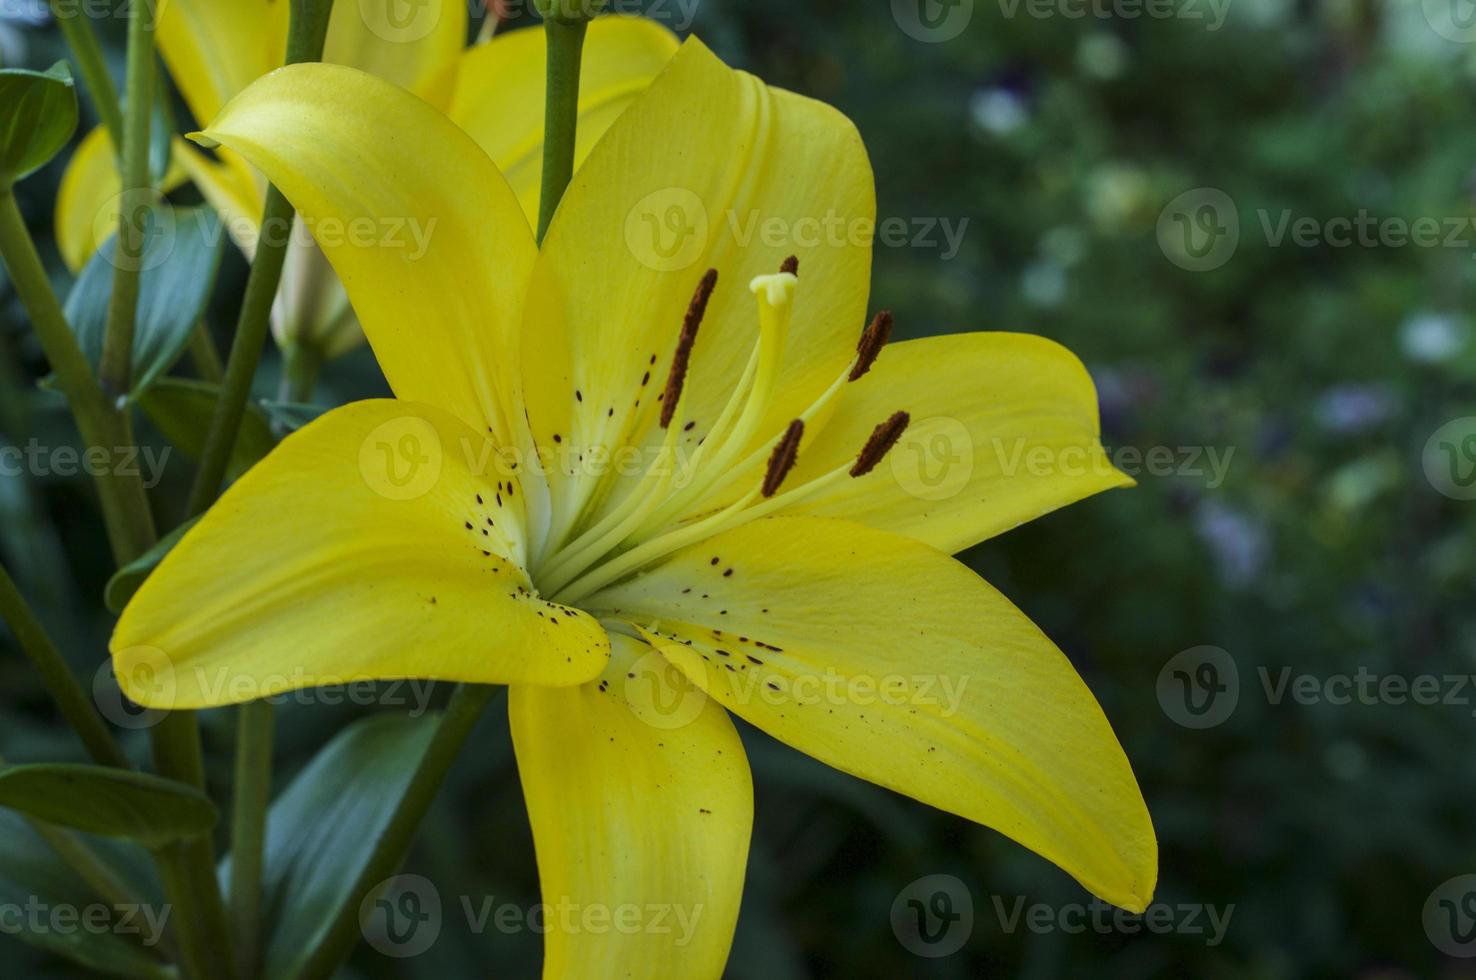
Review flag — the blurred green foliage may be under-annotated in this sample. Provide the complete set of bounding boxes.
[2,0,1475,976]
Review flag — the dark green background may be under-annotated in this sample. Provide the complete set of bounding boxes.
[2,0,1474,976]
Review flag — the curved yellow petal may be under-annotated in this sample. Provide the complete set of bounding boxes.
[510,633,751,979]
[112,400,610,708]
[195,62,536,441]
[520,37,874,544]
[54,126,190,272]
[449,16,679,223]
[171,140,265,258]
[157,0,287,127]
[783,332,1132,553]
[323,0,467,105]
[588,516,1156,912]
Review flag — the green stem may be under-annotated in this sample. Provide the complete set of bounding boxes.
[98,0,156,400]
[0,563,130,769]
[150,712,236,979]
[189,322,225,383]
[0,749,162,956]
[535,16,588,244]
[48,0,124,149]
[277,341,322,403]
[184,186,292,517]
[229,701,273,980]
[0,177,227,980]
[156,842,222,979]
[0,192,156,563]
[34,821,154,918]
[294,685,501,980]
[35,822,178,962]
[183,0,336,518]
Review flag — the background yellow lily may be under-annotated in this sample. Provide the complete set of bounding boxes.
[112,34,1156,977]
[54,3,677,358]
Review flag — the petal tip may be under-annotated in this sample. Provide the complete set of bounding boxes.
[186,130,219,150]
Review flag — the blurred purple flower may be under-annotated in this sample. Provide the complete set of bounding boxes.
[1314,384,1396,435]
[1194,498,1270,588]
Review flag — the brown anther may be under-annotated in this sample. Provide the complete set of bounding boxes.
[762,419,805,497]
[850,411,910,477]
[848,310,893,382]
[661,268,718,428]
[780,255,799,275]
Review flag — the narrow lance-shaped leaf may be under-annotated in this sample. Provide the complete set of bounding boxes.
[137,377,277,481]
[63,205,224,401]
[0,764,218,850]
[0,810,172,978]
[0,62,77,188]
[228,712,440,979]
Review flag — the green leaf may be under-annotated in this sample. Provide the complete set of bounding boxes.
[0,764,217,850]
[138,377,276,481]
[257,399,326,434]
[0,810,171,979]
[149,88,176,188]
[0,62,77,188]
[64,205,224,400]
[104,517,199,614]
[244,712,438,979]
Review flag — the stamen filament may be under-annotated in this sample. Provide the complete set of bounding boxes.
[555,487,763,605]
[630,272,795,538]
[536,405,690,595]
[554,410,911,604]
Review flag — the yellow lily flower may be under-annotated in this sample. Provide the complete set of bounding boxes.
[55,3,678,357]
[111,37,1156,973]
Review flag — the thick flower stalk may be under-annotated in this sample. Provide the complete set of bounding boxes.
[112,35,1155,976]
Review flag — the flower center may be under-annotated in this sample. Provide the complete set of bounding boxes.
[533,260,906,604]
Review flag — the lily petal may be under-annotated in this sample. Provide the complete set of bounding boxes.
[323,0,467,106]
[782,332,1133,553]
[156,0,288,128]
[521,37,874,542]
[112,400,609,708]
[510,633,751,978]
[449,16,680,224]
[588,516,1157,912]
[195,63,537,441]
